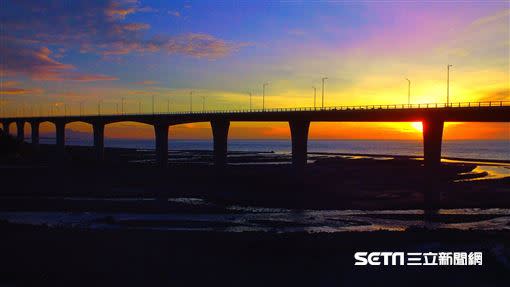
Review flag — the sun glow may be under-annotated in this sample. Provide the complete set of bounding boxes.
[411,122,423,132]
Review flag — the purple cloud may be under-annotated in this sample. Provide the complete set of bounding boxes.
[1,0,246,71]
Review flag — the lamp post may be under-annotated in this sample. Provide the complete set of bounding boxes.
[262,83,269,111]
[152,95,155,114]
[190,91,193,113]
[406,78,411,106]
[121,97,125,115]
[313,86,317,109]
[249,92,252,111]
[201,96,206,112]
[321,77,328,109]
[447,64,453,106]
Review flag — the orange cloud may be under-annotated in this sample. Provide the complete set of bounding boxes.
[66,74,118,82]
[122,23,151,31]
[0,87,44,95]
[105,1,137,20]
[478,88,510,101]
[134,80,159,85]
[1,44,117,82]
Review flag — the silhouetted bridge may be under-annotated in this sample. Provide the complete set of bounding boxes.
[1,101,509,168]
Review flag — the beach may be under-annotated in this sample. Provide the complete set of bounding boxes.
[1,144,510,285]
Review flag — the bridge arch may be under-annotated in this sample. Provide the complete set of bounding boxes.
[228,121,291,152]
[170,122,213,148]
[64,121,94,146]
[224,121,294,166]
[104,121,155,148]
[6,122,16,137]
[38,121,57,144]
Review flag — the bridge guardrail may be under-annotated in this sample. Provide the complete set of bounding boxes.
[1,101,509,119]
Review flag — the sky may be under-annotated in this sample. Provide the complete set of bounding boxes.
[1,0,509,140]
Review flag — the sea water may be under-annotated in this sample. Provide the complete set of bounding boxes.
[40,138,510,161]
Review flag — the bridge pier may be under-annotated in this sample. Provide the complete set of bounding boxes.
[16,121,25,142]
[422,119,444,167]
[93,123,105,161]
[30,122,40,146]
[154,123,169,167]
[211,120,230,166]
[55,121,66,155]
[289,120,310,168]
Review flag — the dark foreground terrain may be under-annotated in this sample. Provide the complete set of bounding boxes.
[1,139,509,286]
[1,144,509,211]
[1,222,509,286]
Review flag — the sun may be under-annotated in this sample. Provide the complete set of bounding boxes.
[411,122,423,132]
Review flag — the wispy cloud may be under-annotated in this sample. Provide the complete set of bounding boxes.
[122,23,151,31]
[0,43,117,82]
[472,9,510,27]
[0,87,44,95]
[168,10,181,17]
[0,81,44,95]
[165,33,248,59]
[134,80,159,85]
[1,0,247,70]
[105,1,138,20]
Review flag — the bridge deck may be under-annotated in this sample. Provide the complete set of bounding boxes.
[1,101,509,124]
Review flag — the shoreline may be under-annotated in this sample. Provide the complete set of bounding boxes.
[13,143,510,165]
[0,144,509,212]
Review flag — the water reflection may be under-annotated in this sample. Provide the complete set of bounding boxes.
[1,205,509,233]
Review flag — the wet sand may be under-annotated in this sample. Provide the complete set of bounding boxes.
[1,144,509,211]
[1,144,509,285]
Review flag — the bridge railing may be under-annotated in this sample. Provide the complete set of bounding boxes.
[2,100,509,119]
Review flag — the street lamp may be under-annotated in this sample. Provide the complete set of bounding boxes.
[447,64,453,106]
[321,77,328,109]
[190,91,193,113]
[313,86,317,109]
[201,96,206,112]
[249,92,252,111]
[152,95,155,114]
[406,78,411,106]
[262,83,269,111]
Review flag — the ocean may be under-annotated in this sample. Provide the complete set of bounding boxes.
[39,138,510,161]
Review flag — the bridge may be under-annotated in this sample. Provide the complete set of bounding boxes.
[1,101,509,168]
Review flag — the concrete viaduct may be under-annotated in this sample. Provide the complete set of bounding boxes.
[1,101,509,168]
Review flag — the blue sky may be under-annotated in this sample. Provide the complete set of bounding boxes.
[1,0,509,139]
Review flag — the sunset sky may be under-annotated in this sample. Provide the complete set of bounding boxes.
[1,0,509,140]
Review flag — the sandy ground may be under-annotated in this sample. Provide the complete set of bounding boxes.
[1,144,509,286]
